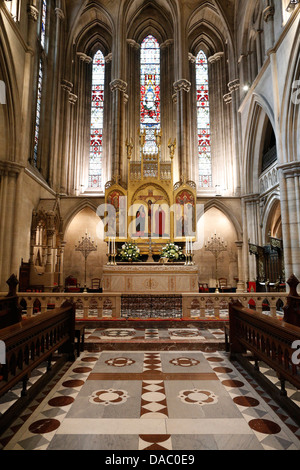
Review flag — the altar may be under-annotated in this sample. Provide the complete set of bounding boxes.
[102,264,199,293]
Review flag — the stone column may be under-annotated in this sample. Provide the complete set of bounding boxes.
[173,79,191,179]
[208,52,227,192]
[160,39,175,162]
[263,3,275,53]
[109,79,127,180]
[45,211,55,273]
[0,162,23,290]
[235,241,245,292]
[48,2,65,189]
[21,3,39,166]
[277,162,300,279]
[59,79,73,194]
[75,52,92,194]
[243,193,260,282]
[228,79,241,196]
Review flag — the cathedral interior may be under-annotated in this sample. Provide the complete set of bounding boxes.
[0,0,300,453]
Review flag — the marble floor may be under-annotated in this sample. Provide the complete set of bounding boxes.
[1,346,300,451]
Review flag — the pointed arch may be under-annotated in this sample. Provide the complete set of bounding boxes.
[203,199,243,240]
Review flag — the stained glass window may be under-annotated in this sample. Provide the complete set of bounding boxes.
[89,50,105,188]
[140,35,160,155]
[196,50,212,188]
[33,0,47,166]
[40,0,47,49]
[33,59,43,165]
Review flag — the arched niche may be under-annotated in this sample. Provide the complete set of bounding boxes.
[243,98,275,195]
[263,198,282,244]
[63,206,107,288]
[195,207,238,288]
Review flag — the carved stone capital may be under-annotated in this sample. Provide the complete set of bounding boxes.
[77,52,92,64]
[27,5,39,21]
[105,53,112,63]
[55,7,65,21]
[208,52,224,64]
[173,79,191,93]
[223,92,232,104]
[228,79,240,92]
[263,5,275,23]
[110,79,127,93]
[68,93,78,105]
[160,39,174,50]
[61,79,73,93]
[127,39,140,50]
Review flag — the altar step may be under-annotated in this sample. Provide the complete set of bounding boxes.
[78,319,228,353]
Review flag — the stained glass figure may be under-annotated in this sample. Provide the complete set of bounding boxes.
[196,50,212,188]
[89,50,105,188]
[33,59,43,166]
[33,0,47,167]
[41,0,47,49]
[140,35,160,155]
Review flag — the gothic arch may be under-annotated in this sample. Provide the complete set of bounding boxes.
[0,14,20,161]
[203,199,242,240]
[62,199,100,236]
[280,20,300,163]
[242,95,275,194]
[261,193,282,244]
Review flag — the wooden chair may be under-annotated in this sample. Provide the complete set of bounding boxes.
[89,278,102,292]
[199,283,209,292]
[219,278,227,289]
[65,276,80,292]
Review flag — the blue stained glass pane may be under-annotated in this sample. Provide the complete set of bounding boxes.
[196,50,212,188]
[140,35,160,154]
[41,0,47,49]
[89,50,105,188]
[33,59,43,166]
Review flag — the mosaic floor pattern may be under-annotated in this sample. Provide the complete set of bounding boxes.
[84,327,225,345]
[2,350,300,451]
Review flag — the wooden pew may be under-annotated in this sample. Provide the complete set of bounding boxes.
[0,274,22,329]
[0,301,75,434]
[228,275,300,424]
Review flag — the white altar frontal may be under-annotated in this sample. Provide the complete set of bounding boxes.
[102,264,199,294]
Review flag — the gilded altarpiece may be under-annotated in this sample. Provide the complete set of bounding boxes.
[104,137,197,255]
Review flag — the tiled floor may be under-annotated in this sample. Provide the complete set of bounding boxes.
[1,344,300,450]
[84,327,226,351]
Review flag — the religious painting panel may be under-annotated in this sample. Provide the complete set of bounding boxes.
[129,185,170,240]
[174,190,196,240]
[105,190,127,240]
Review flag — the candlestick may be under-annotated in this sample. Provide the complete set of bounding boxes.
[75,232,97,291]
[205,233,227,293]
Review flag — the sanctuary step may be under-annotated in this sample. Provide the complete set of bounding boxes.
[78,319,228,353]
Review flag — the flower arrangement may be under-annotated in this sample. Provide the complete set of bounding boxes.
[118,242,140,262]
[160,243,184,261]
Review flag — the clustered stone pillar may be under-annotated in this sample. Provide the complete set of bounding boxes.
[23,3,39,167]
[173,79,191,180]
[110,79,128,181]
[0,162,23,291]
[48,1,65,189]
[228,79,241,196]
[278,162,300,279]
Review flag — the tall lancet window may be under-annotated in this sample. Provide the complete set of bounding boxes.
[33,0,47,166]
[89,50,105,188]
[196,50,212,188]
[140,35,161,155]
